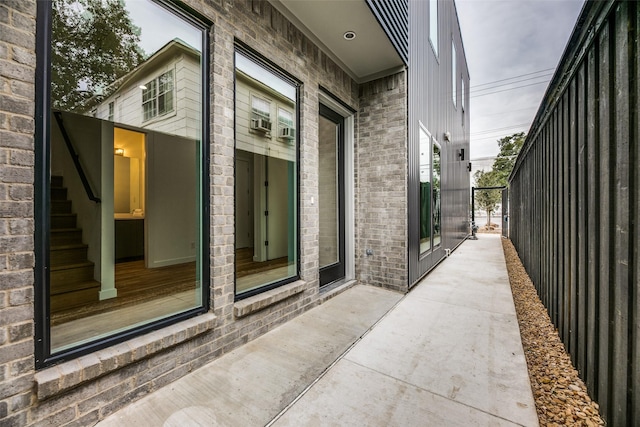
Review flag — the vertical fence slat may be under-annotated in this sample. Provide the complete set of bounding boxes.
[597,17,611,417]
[585,44,598,395]
[611,3,630,424]
[569,77,578,365]
[632,5,640,423]
[576,61,587,377]
[562,92,570,344]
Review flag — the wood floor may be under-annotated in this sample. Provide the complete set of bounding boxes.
[235,247,288,277]
[50,249,293,348]
[51,260,196,325]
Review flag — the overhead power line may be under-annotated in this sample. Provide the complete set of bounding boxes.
[470,67,555,89]
[470,80,550,99]
[471,73,553,94]
[471,123,530,136]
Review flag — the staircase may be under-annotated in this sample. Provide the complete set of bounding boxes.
[50,175,100,313]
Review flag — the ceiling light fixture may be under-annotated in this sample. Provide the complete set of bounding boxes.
[343,31,356,41]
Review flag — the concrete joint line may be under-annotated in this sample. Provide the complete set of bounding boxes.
[264,292,408,427]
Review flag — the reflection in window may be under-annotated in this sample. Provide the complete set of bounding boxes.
[461,78,465,112]
[419,126,442,254]
[452,41,457,107]
[47,0,205,356]
[430,0,438,56]
[419,125,431,254]
[432,142,441,247]
[142,70,174,121]
[235,50,298,297]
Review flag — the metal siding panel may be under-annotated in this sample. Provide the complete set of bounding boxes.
[366,0,409,65]
[409,0,469,285]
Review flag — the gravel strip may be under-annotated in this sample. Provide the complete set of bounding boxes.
[501,237,605,426]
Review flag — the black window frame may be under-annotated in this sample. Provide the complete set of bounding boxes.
[34,0,211,369]
[233,42,302,301]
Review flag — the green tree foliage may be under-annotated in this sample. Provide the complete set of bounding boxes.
[492,132,525,185]
[474,132,525,227]
[473,169,501,226]
[52,0,145,111]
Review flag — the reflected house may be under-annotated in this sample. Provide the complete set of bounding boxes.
[94,38,202,140]
[1,0,471,423]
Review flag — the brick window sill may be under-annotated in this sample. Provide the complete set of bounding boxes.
[234,280,307,318]
[34,312,216,400]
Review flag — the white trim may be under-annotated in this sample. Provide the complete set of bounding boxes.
[318,92,355,282]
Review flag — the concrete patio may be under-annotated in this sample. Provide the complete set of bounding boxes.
[97,234,538,427]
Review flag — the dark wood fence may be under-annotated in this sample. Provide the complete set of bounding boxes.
[508,1,638,425]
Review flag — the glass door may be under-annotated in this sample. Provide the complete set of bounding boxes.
[319,105,345,286]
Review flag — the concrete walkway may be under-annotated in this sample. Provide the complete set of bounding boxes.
[97,234,538,427]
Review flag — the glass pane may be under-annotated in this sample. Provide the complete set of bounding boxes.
[419,127,431,254]
[430,0,438,56]
[49,0,203,353]
[235,51,298,296]
[433,142,442,247]
[319,116,339,268]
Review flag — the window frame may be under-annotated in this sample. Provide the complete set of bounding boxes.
[429,0,439,58]
[418,122,432,257]
[142,70,175,121]
[452,39,457,108]
[34,0,211,369]
[233,43,302,301]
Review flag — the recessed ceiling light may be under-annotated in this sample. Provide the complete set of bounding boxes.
[343,31,356,41]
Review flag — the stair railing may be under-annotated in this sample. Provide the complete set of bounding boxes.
[53,112,101,203]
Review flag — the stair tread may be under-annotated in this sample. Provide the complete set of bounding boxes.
[50,243,88,250]
[52,280,100,290]
[51,280,100,296]
[50,261,94,271]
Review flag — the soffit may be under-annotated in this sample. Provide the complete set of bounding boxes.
[270,0,404,82]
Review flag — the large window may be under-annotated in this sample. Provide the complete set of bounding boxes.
[429,0,438,57]
[37,0,208,365]
[419,124,441,254]
[234,50,299,298]
[452,41,457,107]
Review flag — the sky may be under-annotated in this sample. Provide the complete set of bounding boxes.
[455,0,585,172]
[124,0,202,56]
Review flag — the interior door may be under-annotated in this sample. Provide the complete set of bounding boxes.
[319,105,345,286]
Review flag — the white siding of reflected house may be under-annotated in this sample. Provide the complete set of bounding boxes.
[235,72,296,163]
[96,50,201,141]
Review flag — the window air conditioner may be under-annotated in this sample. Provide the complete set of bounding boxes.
[251,118,272,132]
[280,127,295,139]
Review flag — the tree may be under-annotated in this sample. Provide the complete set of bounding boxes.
[473,169,501,227]
[473,132,525,228]
[52,0,145,111]
[492,132,525,185]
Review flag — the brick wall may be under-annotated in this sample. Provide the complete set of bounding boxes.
[356,73,409,292]
[0,1,37,425]
[0,0,413,425]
